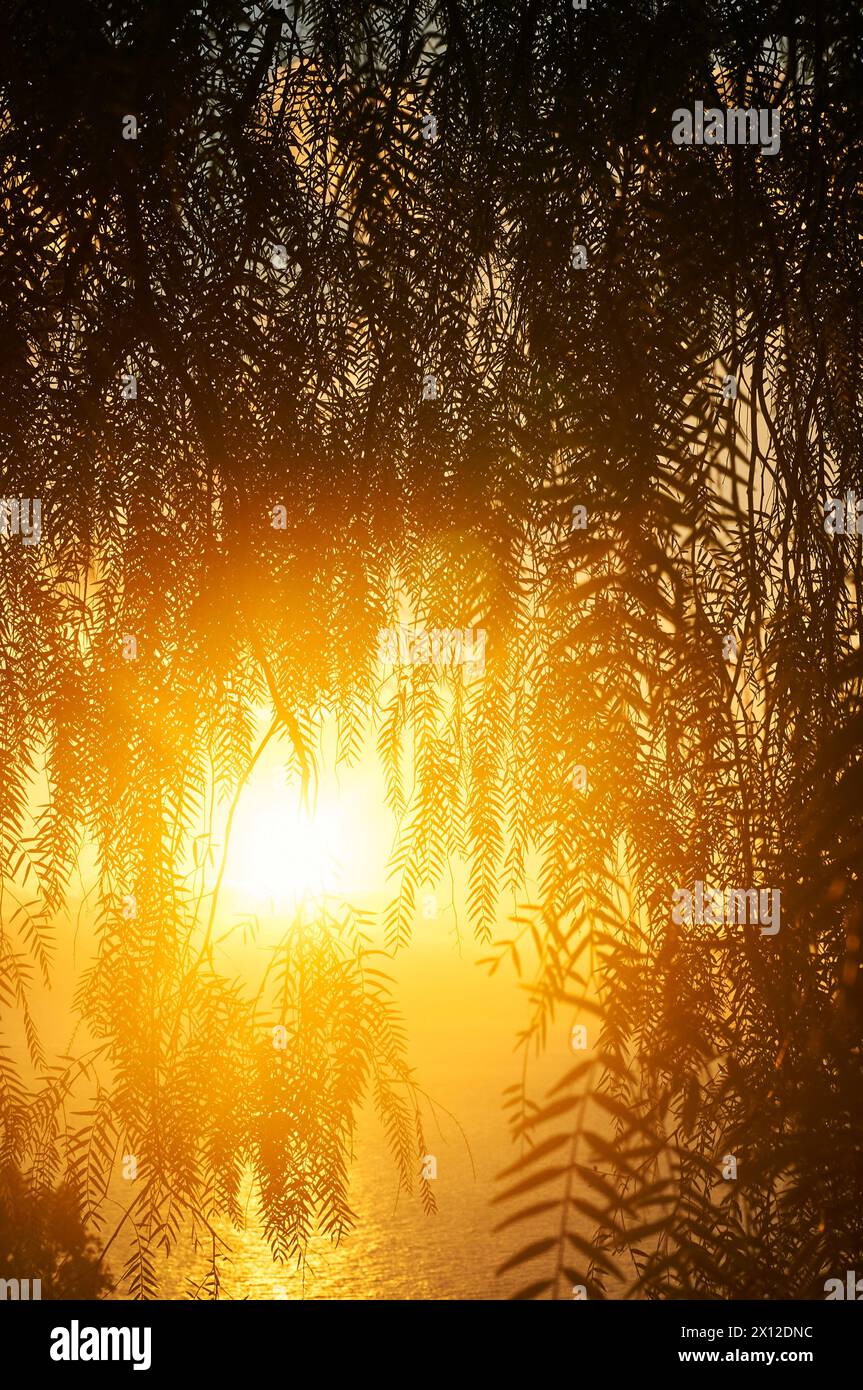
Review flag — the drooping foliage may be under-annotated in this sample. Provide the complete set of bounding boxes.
[0,0,861,1296]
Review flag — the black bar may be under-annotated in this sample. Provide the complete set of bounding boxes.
[3,1296,856,1376]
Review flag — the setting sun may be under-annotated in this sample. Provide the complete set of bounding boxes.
[226,776,348,909]
[219,733,391,914]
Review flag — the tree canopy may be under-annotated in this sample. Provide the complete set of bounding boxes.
[1,0,861,1297]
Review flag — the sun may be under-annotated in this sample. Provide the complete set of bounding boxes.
[219,726,392,917]
[226,774,348,911]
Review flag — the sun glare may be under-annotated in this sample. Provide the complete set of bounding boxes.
[227,775,348,910]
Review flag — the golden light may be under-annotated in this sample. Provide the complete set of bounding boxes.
[226,773,349,911]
